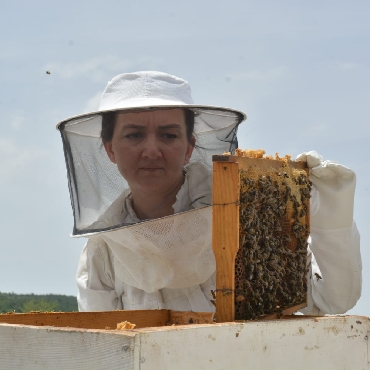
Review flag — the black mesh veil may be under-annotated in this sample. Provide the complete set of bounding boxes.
[58,106,245,236]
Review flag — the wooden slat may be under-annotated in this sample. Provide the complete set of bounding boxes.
[221,155,307,171]
[259,302,308,320]
[0,310,170,329]
[212,161,240,323]
[0,310,215,330]
[169,311,214,325]
[218,155,307,171]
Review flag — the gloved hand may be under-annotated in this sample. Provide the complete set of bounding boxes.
[296,151,356,230]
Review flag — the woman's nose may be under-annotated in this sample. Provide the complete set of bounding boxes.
[142,136,162,159]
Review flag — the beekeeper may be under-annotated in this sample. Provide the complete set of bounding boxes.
[57,71,361,314]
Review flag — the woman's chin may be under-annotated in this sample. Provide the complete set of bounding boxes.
[135,179,170,193]
[133,176,181,195]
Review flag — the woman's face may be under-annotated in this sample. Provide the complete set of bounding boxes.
[104,109,195,194]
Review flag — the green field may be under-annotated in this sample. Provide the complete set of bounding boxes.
[0,292,78,313]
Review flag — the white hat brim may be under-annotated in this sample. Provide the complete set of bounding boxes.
[56,104,246,133]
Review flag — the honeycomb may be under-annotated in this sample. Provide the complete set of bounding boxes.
[233,151,311,320]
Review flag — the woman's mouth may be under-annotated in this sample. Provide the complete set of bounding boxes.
[141,167,163,172]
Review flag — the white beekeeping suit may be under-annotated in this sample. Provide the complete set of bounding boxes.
[76,151,361,314]
[298,151,361,315]
[56,71,361,314]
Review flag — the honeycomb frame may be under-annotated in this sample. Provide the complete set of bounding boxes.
[212,154,310,322]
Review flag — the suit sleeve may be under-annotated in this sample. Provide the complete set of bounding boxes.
[76,237,123,311]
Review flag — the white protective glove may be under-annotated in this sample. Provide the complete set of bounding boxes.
[296,151,356,230]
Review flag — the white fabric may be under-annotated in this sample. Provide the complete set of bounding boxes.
[301,224,361,315]
[82,162,214,293]
[296,150,356,229]
[77,162,215,312]
[98,208,214,293]
[77,153,362,314]
[296,151,362,314]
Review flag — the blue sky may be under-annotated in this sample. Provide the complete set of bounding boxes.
[0,0,368,316]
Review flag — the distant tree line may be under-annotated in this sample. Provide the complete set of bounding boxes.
[0,292,78,313]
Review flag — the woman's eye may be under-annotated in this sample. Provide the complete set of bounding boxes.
[125,132,143,139]
[161,133,178,139]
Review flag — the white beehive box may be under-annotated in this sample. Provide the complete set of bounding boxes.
[0,313,369,369]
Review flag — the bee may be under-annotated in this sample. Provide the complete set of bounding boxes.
[299,208,307,218]
[298,173,308,185]
[236,294,246,302]
[314,273,322,281]
[300,187,311,198]
[210,289,217,307]
[46,71,51,74]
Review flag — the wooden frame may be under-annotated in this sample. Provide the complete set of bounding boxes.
[212,155,308,322]
[212,159,240,322]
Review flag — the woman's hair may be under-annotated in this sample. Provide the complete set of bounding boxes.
[101,111,116,143]
[101,108,195,145]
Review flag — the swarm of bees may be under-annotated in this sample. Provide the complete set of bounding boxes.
[233,152,311,320]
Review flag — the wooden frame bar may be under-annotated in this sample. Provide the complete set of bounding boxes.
[212,160,240,322]
[0,310,214,329]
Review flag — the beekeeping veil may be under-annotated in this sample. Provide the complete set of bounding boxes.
[57,71,246,293]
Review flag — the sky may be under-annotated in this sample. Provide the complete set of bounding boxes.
[0,0,368,317]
